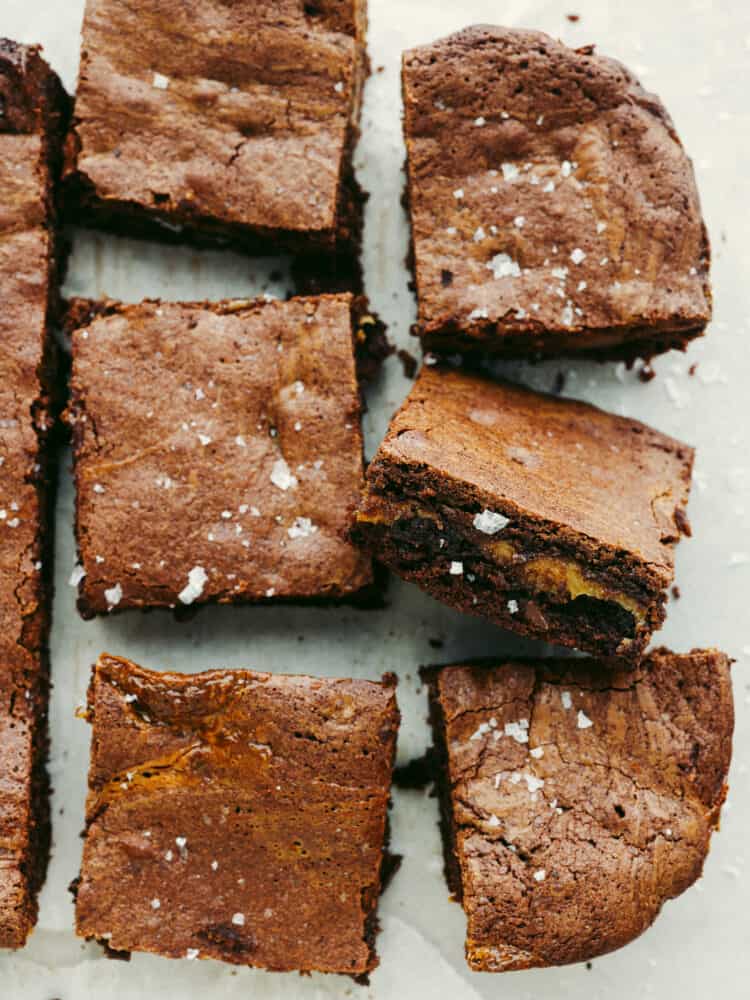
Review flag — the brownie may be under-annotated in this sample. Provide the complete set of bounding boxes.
[352,365,693,660]
[74,654,400,976]
[63,0,369,270]
[0,39,68,949]
[424,649,734,970]
[402,26,711,360]
[66,294,376,617]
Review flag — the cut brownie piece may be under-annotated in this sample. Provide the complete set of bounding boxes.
[425,649,734,970]
[352,366,693,660]
[66,294,375,617]
[0,39,69,949]
[402,26,711,360]
[63,0,369,264]
[74,654,400,976]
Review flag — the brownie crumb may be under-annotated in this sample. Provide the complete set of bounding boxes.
[567,13,581,22]
[674,507,692,537]
[672,585,682,600]
[638,363,657,382]
[354,308,394,384]
[397,348,418,379]
[394,749,438,790]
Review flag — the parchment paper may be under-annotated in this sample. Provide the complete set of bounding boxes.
[1,1,748,997]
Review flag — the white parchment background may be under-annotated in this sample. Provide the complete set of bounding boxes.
[0,1,748,997]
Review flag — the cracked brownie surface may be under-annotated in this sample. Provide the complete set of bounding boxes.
[66,294,373,617]
[402,26,711,360]
[74,654,400,975]
[0,38,68,949]
[64,0,368,254]
[426,649,734,971]
[352,365,693,659]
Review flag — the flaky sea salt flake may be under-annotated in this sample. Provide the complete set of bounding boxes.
[178,566,208,605]
[270,458,298,491]
[577,710,594,730]
[487,253,521,280]
[473,509,510,534]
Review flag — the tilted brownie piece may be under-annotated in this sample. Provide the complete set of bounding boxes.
[402,26,711,360]
[74,654,400,976]
[63,0,368,265]
[352,366,693,659]
[0,39,68,949]
[425,650,734,970]
[67,294,375,616]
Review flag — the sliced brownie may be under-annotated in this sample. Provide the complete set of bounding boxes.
[402,26,711,360]
[64,0,369,272]
[74,653,400,976]
[66,294,375,616]
[0,38,69,948]
[424,650,734,970]
[352,365,694,660]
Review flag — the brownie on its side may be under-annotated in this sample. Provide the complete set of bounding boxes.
[352,366,693,660]
[74,654,400,976]
[66,294,375,616]
[63,0,369,266]
[424,650,734,971]
[0,40,68,949]
[402,26,711,360]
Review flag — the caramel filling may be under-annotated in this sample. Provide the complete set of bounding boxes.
[486,540,645,623]
[356,501,646,624]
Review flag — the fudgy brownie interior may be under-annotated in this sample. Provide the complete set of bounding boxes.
[356,483,658,658]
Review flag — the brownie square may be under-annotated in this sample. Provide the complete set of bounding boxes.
[64,0,368,260]
[67,294,374,616]
[425,650,734,970]
[402,26,711,360]
[0,39,68,948]
[74,654,400,975]
[352,365,693,660]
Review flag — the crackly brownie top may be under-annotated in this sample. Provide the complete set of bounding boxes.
[68,295,373,612]
[369,366,693,579]
[433,649,733,970]
[68,0,366,238]
[76,654,399,973]
[402,26,710,338]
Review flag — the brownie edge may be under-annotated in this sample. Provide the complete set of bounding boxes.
[0,38,69,950]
